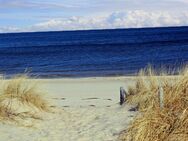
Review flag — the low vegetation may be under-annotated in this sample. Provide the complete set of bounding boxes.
[0,75,49,124]
[120,67,188,141]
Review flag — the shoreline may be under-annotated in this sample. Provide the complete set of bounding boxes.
[3,74,180,80]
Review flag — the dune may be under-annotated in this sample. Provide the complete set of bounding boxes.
[120,68,188,141]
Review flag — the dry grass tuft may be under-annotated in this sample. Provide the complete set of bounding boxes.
[0,75,49,124]
[120,67,188,141]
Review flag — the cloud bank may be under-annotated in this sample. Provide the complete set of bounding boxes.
[1,10,188,33]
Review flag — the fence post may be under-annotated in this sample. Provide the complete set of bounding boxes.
[158,84,164,109]
[120,87,127,105]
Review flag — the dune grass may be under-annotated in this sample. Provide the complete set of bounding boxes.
[120,67,188,141]
[0,75,49,123]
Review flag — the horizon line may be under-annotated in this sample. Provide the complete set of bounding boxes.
[0,25,188,35]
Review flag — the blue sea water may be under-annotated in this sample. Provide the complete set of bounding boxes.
[0,26,188,78]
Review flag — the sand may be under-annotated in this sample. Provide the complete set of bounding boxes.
[0,77,137,141]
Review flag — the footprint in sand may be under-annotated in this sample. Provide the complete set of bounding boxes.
[52,97,66,100]
[82,97,100,100]
[89,105,96,107]
[62,106,70,108]
[104,98,112,101]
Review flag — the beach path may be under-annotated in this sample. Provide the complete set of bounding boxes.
[0,77,136,141]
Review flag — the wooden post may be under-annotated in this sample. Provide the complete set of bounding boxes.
[120,87,127,105]
[158,85,164,109]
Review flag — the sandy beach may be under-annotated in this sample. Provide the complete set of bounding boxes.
[0,77,137,141]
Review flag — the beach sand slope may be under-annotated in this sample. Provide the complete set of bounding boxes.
[0,77,137,141]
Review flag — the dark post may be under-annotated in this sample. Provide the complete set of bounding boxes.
[120,87,127,105]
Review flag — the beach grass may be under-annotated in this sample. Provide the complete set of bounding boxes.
[0,75,49,123]
[120,67,188,141]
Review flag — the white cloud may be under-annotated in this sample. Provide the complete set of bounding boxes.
[0,26,20,33]
[31,10,188,31]
[1,10,188,33]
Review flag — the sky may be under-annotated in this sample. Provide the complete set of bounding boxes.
[0,0,188,33]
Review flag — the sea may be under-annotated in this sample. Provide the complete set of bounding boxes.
[0,26,188,78]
